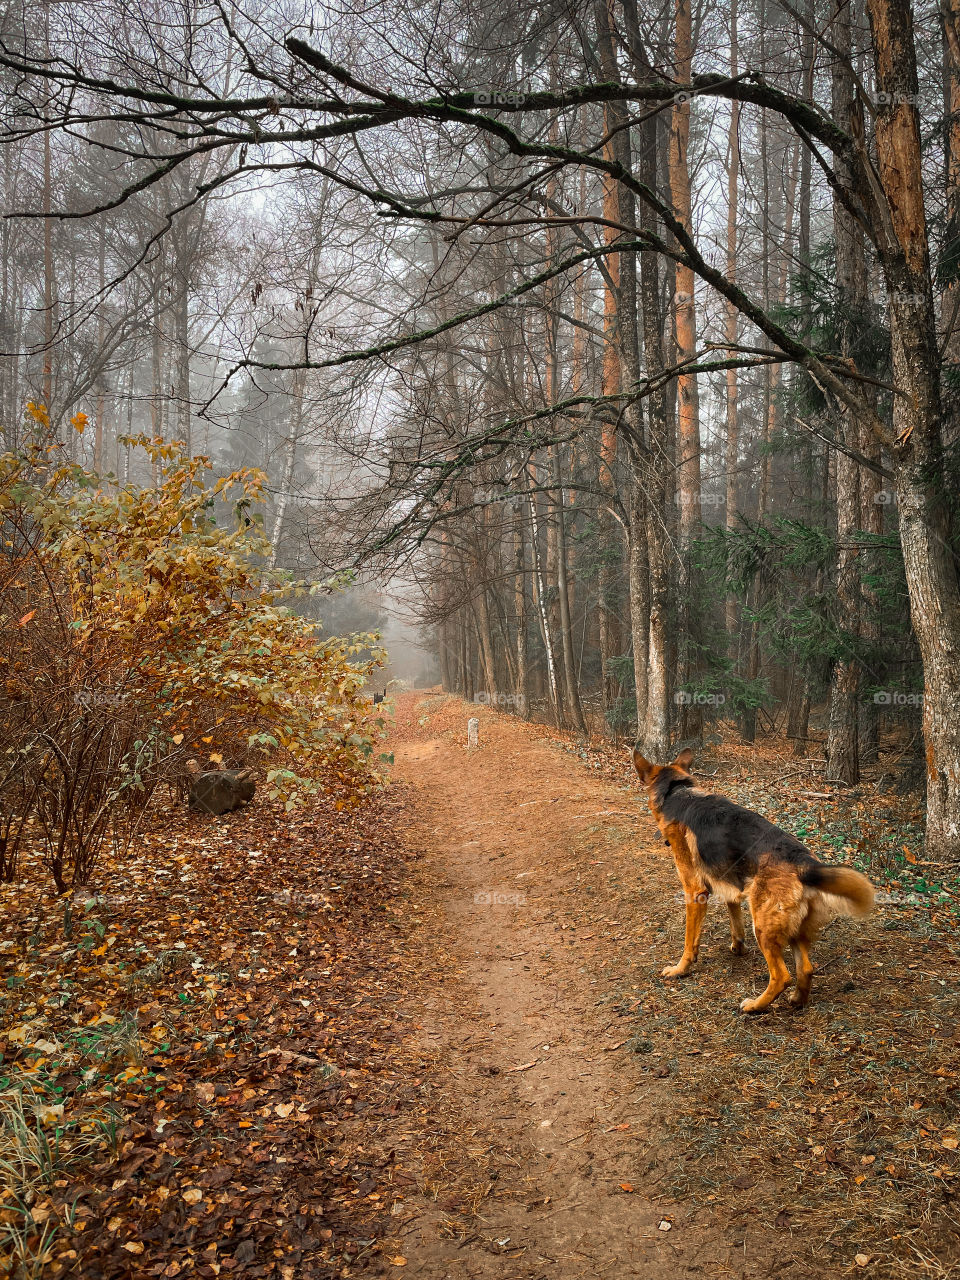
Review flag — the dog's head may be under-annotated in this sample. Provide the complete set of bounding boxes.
[632,748,695,837]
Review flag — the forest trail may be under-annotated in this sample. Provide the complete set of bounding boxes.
[384,691,789,1279]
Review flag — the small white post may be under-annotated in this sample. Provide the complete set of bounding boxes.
[467,717,480,750]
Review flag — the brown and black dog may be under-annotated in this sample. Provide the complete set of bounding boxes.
[632,748,874,1012]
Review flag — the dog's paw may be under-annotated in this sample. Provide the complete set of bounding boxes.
[786,988,809,1009]
[739,996,765,1013]
[729,939,745,956]
[661,962,692,978]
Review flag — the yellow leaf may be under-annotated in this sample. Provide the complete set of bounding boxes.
[943,1137,959,1150]
[391,1259,407,1267]
[122,1242,145,1254]
[182,1188,203,1204]
[172,733,184,744]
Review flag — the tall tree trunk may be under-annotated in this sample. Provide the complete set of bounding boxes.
[788,0,817,757]
[438,618,453,692]
[42,111,54,413]
[865,0,960,858]
[826,0,867,786]
[527,468,561,722]
[473,584,498,700]
[634,80,672,758]
[669,0,702,737]
[552,450,588,732]
[513,505,529,717]
[724,0,741,666]
[94,223,106,473]
[629,481,650,732]
[150,282,164,487]
[942,0,960,444]
[596,0,627,714]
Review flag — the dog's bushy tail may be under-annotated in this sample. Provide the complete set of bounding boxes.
[801,864,875,916]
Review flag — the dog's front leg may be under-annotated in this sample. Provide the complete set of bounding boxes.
[662,882,710,978]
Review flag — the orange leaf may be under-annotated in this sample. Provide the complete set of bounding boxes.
[18,611,35,627]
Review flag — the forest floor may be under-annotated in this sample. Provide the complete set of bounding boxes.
[376,692,960,1279]
[1,692,959,1279]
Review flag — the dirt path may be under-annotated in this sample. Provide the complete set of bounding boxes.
[383,693,770,1279]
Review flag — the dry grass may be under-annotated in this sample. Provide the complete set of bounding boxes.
[0,1073,109,1279]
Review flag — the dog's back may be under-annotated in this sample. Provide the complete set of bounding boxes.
[655,771,814,886]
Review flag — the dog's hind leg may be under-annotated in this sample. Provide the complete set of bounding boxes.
[787,940,815,1008]
[739,871,803,1012]
[727,902,746,955]
[740,927,792,1012]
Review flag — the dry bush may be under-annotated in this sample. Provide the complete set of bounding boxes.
[0,409,387,894]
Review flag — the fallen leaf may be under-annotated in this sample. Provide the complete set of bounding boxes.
[182,1188,203,1204]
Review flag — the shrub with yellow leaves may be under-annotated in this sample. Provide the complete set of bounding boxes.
[0,407,386,892]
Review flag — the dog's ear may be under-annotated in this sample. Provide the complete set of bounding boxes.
[672,747,695,771]
[632,749,655,783]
